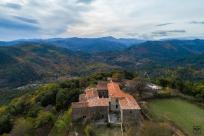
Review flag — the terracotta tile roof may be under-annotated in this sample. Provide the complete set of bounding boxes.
[79,94,86,101]
[85,88,99,99]
[72,81,140,110]
[119,94,141,110]
[107,82,126,98]
[97,81,108,90]
[71,102,88,108]
[87,98,109,107]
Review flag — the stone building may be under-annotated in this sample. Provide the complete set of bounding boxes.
[71,80,141,124]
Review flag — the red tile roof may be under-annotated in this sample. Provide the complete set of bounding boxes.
[71,101,88,108]
[87,98,109,107]
[72,98,109,108]
[97,81,108,90]
[72,81,140,110]
[107,82,140,109]
[119,94,141,110]
[107,82,126,98]
[85,88,99,99]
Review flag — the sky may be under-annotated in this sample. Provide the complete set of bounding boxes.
[0,0,204,41]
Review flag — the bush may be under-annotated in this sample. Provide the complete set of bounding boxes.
[34,111,55,128]
[11,118,34,136]
[84,124,95,136]
[7,96,31,115]
[56,89,67,111]
[27,104,42,117]
[49,109,72,136]
[39,89,57,107]
[0,114,12,135]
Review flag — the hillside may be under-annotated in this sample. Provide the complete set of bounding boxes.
[0,39,203,89]
[106,39,204,69]
[0,44,115,88]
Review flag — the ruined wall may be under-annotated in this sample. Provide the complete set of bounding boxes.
[122,109,140,123]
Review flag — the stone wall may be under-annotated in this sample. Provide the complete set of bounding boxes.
[110,98,120,111]
[122,109,140,124]
[89,106,109,121]
[72,107,89,121]
[72,106,109,121]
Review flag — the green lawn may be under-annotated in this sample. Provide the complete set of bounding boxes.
[148,98,204,135]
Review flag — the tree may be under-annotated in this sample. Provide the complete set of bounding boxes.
[56,89,67,111]
[39,89,57,107]
[158,78,169,87]
[34,111,55,128]
[195,83,204,98]
[7,96,31,116]
[133,77,147,97]
[0,114,12,135]
[11,118,34,136]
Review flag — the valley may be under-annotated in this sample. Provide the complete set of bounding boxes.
[0,39,204,89]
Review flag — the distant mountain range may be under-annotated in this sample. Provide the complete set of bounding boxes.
[0,38,203,88]
[0,37,145,53]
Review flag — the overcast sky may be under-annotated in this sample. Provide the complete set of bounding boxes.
[0,0,204,40]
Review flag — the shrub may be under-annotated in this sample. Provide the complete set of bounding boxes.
[0,114,12,135]
[11,118,34,136]
[39,89,57,107]
[84,124,95,136]
[56,89,67,111]
[50,109,72,135]
[34,111,55,128]
[7,96,31,115]
[27,104,42,117]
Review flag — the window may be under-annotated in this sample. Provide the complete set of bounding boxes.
[116,105,118,109]
[82,116,86,119]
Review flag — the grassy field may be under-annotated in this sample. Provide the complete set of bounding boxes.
[148,98,204,135]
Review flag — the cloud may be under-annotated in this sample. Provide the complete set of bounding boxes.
[4,2,22,10]
[0,17,39,31]
[77,0,95,4]
[152,30,186,37]
[126,32,139,37]
[156,23,173,27]
[13,16,38,24]
[190,21,204,25]
[0,0,204,40]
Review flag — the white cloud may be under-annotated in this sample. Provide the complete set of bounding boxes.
[0,0,204,40]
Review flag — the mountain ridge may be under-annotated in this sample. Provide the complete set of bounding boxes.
[0,37,145,53]
[0,39,203,88]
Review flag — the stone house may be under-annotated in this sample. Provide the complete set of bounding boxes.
[71,80,141,124]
